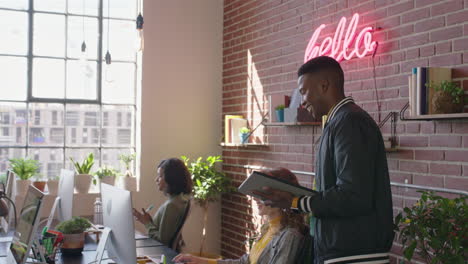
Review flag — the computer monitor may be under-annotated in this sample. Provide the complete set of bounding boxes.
[1,170,17,233]
[6,185,45,264]
[100,183,137,264]
[45,169,74,229]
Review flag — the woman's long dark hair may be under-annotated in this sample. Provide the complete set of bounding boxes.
[158,158,193,195]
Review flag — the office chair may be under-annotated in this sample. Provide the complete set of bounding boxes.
[169,199,191,252]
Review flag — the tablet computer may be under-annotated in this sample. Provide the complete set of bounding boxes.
[238,171,317,199]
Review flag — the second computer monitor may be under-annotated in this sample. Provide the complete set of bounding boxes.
[57,169,74,221]
[101,183,137,264]
[1,170,17,233]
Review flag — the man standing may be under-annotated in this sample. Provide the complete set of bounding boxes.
[256,56,394,263]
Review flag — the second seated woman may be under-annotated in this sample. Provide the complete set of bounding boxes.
[174,167,306,264]
[133,158,192,247]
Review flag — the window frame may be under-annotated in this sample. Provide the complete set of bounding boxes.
[0,0,140,176]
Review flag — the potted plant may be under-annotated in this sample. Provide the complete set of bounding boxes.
[118,153,136,191]
[32,174,47,192]
[395,191,467,264]
[93,165,119,186]
[47,176,60,195]
[56,216,92,256]
[428,80,466,114]
[70,153,94,194]
[9,158,40,195]
[239,127,250,144]
[181,155,234,258]
[275,104,285,122]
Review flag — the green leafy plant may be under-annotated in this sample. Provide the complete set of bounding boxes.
[69,153,94,174]
[427,80,465,104]
[9,158,40,180]
[395,191,468,264]
[118,153,136,170]
[239,127,250,134]
[275,104,285,111]
[93,165,119,185]
[181,155,234,255]
[56,217,92,234]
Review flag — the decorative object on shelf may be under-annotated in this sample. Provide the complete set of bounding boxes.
[224,115,243,143]
[93,165,119,186]
[427,80,465,114]
[119,153,137,191]
[56,217,92,256]
[135,0,144,51]
[239,127,250,144]
[47,176,60,195]
[70,153,94,194]
[229,117,247,144]
[275,104,285,122]
[181,155,234,258]
[395,191,467,264]
[9,157,39,195]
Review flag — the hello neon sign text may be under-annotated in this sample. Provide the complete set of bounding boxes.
[304,13,377,62]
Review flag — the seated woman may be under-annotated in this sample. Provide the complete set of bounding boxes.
[174,168,306,264]
[133,158,192,246]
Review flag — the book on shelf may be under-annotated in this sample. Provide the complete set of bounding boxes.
[409,67,451,116]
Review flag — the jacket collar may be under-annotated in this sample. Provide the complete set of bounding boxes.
[323,96,354,128]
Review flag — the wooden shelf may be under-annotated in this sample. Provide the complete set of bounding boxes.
[400,102,468,121]
[263,122,321,126]
[401,112,468,121]
[220,143,269,147]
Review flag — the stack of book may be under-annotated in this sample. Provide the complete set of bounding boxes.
[408,67,451,116]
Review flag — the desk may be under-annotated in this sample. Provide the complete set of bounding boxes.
[0,237,177,264]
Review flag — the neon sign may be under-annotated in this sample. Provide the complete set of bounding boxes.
[304,13,377,62]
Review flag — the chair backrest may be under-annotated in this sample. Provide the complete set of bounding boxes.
[169,199,191,252]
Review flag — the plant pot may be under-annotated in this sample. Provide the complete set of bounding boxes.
[47,180,59,195]
[275,109,284,122]
[100,176,115,186]
[123,177,137,192]
[32,181,47,192]
[16,179,31,195]
[75,174,92,194]
[61,233,85,256]
[239,133,249,144]
[432,90,464,114]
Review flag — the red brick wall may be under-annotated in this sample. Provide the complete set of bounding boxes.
[221,0,468,262]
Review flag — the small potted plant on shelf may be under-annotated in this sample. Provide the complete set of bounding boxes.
[47,175,60,195]
[93,165,119,187]
[9,158,40,195]
[118,153,136,191]
[56,216,92,256]
[32,174,47,192]
[181,155,234,258]
[428,80,466,114]
[275,104,285,122]
[239,127,250,144]
[70,153,94,194]
[395,191,467,264]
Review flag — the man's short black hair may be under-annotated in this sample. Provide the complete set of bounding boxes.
[158,158,193,195]
[297,56,345,92]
